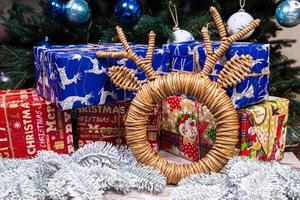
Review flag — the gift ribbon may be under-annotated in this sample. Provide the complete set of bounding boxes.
[245,70,270,77]
[117,103,122,143]
[41,51,47,97]
[192,44,204,72]
[0,89,35,98]
[170,68,270,77]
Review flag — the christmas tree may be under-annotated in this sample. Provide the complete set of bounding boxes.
[0,0,299,142]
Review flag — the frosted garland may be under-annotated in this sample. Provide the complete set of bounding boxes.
[171,157,300,200]
[1,143,300,199]
[72,142,119,168]
[0,142,166,200]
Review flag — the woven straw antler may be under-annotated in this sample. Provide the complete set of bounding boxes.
[217,55,253,88]
[109,66,141,91]
[201,7,260,88]
[96,26,158,91]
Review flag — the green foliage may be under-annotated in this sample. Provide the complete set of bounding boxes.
[0,0,299,141]
[0,45,33,89]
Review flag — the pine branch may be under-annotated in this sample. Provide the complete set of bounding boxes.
[271,78,300,93]
[0,142,167,199]
[0,159,48,200]
[48,164,108,199]
[72,142,119,168]
[0,45,33,89]
[100,26,118,43]
[132,11,172,45]
[171,157,300,200]
[171,184,230,200]
[182,13,212,40]
[287,125,300,144]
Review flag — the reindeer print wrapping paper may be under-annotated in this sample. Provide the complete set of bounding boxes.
[77,101,161,152]
[34,44,170,110]
[236,96,289,161]
[163,41,270,108]
[0,88,74,158]
[160,96,217,161]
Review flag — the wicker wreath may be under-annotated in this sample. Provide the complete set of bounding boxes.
[97,7,260,184]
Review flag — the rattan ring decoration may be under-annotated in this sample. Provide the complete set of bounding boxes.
[97,6,260,184]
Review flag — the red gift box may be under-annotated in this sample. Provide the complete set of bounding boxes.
[0,89,74,158]
[77,101,161,152]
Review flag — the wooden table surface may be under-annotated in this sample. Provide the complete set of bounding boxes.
[103,151,300,200]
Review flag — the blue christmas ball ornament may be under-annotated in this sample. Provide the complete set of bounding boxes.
[38,36,50,46]
[275,0,300,27]
[46,0,66,18]
[66,0,91,24]
[115,0,141,26]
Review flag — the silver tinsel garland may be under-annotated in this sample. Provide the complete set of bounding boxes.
[0,142,166,200]
[171,157,300,200]
[1,143,300,200]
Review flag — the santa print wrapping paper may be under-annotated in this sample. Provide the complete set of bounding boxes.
[163,41,270,108]
[237,96,289,161]
[0,89,74,159]
[160,96,216,161]
[77,101,161,152]
[34,43,170,110]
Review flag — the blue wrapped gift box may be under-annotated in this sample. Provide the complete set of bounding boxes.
[34,44,170,110]
[163,41,270,108]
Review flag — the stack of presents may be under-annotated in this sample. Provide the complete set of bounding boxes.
[0,40,289,163]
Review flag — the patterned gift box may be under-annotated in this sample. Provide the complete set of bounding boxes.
[237,96,289,161]
[0,89,74,158]
[160,96,216,161]
[77,101,161,152]
[34,43,170,110]
[163,41,270,108]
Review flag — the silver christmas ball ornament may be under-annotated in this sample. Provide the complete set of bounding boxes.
[227,10,255,40]
[0,72,10,83]
[168,28,195,43]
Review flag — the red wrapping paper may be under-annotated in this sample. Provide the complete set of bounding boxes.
[160,96,216,161]
[0,89,74,158]
[77,101,161,152]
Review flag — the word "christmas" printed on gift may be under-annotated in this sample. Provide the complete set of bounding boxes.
[0,89,74,158]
